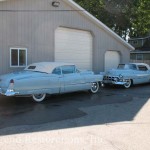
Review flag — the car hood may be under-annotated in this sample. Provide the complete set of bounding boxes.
[105,69,134,76]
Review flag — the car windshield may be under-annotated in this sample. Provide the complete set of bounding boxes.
[118,64,137,70]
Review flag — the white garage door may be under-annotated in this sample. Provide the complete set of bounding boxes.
[55,27,93,70]
[105,51,120,71]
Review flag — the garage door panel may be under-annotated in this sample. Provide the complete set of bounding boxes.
[105,51,120,71]
[55,27,93,70]
[56,47,92,52]
[55,53,92,59]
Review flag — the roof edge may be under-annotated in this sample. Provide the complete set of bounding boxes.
[64,0,135,50]
[129,36,150,40]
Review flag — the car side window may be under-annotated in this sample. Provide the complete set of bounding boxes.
[129,64,137,70]
[138,65,148,71]
[52,67,61,75]
[61,65,75,74]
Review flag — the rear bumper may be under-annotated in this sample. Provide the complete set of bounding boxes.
[0,88,2,93]
[0,88,19,96]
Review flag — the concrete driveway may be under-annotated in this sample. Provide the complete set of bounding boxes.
[0,84,150,150]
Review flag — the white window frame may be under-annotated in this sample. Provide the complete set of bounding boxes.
[10,48,27,67]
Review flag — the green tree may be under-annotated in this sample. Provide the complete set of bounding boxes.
[74,0,150,39]
[130,0,150,37]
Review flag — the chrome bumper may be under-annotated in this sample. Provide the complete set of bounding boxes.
[103,80,126,85]
[0,88,19,96]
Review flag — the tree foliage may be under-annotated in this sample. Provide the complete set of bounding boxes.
[74,0,150,39]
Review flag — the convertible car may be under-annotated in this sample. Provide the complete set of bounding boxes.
[0,62,103,102]
[103,63,150,88]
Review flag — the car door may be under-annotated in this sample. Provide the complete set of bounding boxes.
[135,65,150,83]
[61,65,85,93]
[51,67,64,93]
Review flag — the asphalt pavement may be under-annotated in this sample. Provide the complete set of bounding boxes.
[0,84,150,150]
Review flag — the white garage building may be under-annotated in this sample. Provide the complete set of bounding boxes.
[0,0,134,75]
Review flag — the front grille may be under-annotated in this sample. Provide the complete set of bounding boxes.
[103,76,119,82]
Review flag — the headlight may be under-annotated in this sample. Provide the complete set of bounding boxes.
[114,77,119,82]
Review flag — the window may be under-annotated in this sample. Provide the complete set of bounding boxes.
[52,67,61,75]
[136,54,143,60]
[138,65,148,71]
[133,40,138,44]
[128,64,137,70]
[62,65,75,74]
[10,48,27,67]
[27,66,36,70]
[118,64,125,69]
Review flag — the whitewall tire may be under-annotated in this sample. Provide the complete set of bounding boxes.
[32,94,46,102]
[90,82,99,93]
[124,79,132,89]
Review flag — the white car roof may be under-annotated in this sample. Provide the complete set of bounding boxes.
[121,63,150,70]
[24,62,75,74]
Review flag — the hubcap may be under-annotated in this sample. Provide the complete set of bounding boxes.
[124,80,131,88]
[32,93,46,102]
[91,82,99,93]
[92,83,98,91]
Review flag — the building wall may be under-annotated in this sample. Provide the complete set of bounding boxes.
[130,53,150,65]
[0,0,130,75]
[128,39,144,48]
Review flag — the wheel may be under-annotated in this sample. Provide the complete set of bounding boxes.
[32,94,46,102]
[124,79,132,89]
[90,82,99,93]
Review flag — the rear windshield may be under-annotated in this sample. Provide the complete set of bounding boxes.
[27,66,36,69]
[28,66,36,69]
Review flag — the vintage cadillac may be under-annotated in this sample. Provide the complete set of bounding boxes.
[103,63,150,88]
[0,62,103,102]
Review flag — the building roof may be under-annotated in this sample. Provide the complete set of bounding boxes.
[129,35,150,40]
[130,36,150,52]
[64,0,135,50]
[130,50,150,54]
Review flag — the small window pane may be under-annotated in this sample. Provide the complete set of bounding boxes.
[136,54,143,60]
[19,50,26,66]
[11,49,18,66]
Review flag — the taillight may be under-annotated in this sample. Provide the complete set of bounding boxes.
[10,79,14,84]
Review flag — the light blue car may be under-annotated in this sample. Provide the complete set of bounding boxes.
[103,63,150,88]
[0,62,103,102]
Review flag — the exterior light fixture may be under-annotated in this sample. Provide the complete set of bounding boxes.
[52,1,60,7]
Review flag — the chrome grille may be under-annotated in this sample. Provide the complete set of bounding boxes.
[103,76,119,82]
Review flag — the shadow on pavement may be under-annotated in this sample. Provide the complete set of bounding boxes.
[0,84,150,135]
